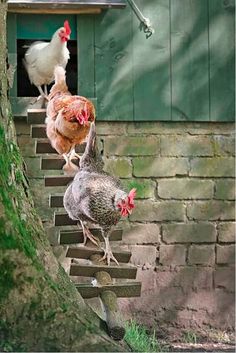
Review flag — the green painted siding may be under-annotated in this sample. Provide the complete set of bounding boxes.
[86,0,235,122]
[77,16,95,97]
[170,0,210,121]
[208,0,235,121]
[17,14,77,40]
[94,8,134,121]
[7,0,235,121]
[133,0,171,121]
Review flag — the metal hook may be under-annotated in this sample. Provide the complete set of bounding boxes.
[127,0,155,38]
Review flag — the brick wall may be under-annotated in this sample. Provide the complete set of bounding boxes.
[97,121,235,330]
[15,119,235,331]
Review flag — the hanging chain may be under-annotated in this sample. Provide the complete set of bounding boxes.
[127,0,155,38]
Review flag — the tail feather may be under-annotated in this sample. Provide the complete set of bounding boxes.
[48,65,69,99]
[84,122,96,156]
[80,122,103,171]
[54,65,66,85]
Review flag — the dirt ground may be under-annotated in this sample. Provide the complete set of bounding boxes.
[156,326,235,352]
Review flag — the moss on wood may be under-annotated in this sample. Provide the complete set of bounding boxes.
[0,3,124,350]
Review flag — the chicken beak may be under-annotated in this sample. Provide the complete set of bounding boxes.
[127,208,132,215]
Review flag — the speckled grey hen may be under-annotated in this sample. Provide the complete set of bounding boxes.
[63,122,136,265]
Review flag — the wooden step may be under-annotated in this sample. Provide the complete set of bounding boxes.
[45,176,73,187]
[31,124,46,138]
[36,140,58,154]
[42,157,79,171]
[27,109,46,124]
[54,212,76,226]
[70,263,137,279]
[67,246,131,263]
[36,140,86,154]
[60,229,123,244]
[50,194,64,207]
[76,282,141,299]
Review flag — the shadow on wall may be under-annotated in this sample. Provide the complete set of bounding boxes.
[94,0,234,121]
[92,0,235,330]
[119,249,235,330]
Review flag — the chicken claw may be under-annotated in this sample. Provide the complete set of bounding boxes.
[80,221,100,247]
[36,85,49,101]
[62,153,79,175]
[100,236,119,266]
[69,148,80,160]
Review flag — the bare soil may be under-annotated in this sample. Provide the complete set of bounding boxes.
[156,326,235,352]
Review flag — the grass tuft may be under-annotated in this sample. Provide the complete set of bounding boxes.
[182,330,198,344]
[124,320,168,352]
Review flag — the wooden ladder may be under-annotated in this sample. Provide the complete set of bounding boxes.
[27,108,141,340]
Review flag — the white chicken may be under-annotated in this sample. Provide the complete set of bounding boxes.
[23,20,71,99]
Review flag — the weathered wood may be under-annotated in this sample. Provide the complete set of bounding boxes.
[100,290,125,340]
[42,157,79,171]
[92,269,112,282]
[67,246,131,263]
[171,0,209,121]
[8,7,102,14]
[49,193,64,207]
[27,109,46,124]
[208,0,235,121]
[8,0,126,11]
[9,3,234,123]
[54,212,76,226]
[76,281,141,299]
[133,0,170,121]
[85,259,126,340]
[70,263,137,279]
[88,259,125,340]
[94,5,133,121]
[45,176,73,186]
[60,229,123,244]
[11,99,44,118]
[31,125,46,138]
[17,14,77,40]
[36,140,58,154]
[77,16,95,96]
[36,140,85,154]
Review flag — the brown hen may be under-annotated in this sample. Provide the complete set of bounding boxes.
[46,66,95,173]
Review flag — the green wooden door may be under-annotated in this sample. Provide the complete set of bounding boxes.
[7,0,235,121]
[86,0,234,122]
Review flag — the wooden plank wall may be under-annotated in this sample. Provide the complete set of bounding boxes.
[88,0,235,121]
[8,0,235,121]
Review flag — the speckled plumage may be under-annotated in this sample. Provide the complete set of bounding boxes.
[64,171,124,228]
[63,123,128,235]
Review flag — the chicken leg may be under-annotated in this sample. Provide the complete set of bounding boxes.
[69,147,81,161]
[100,233,119,266]
[36,85,48,101]
[44,84,48,97]
[80,221,100,247]
[62,153,79,175]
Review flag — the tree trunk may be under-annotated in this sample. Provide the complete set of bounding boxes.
[0,2,124,351]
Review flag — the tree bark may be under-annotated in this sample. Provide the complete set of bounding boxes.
[0,2,124,351]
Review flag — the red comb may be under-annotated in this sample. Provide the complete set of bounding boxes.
[128,188,136,208]
[64,20,71,36]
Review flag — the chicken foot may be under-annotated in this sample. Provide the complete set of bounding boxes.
[62,153,79,175]
[80,221,100,247]
[36,85,49,101]
[69,148,80,160]
[100,235,119,266]
[32,85,49,108]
